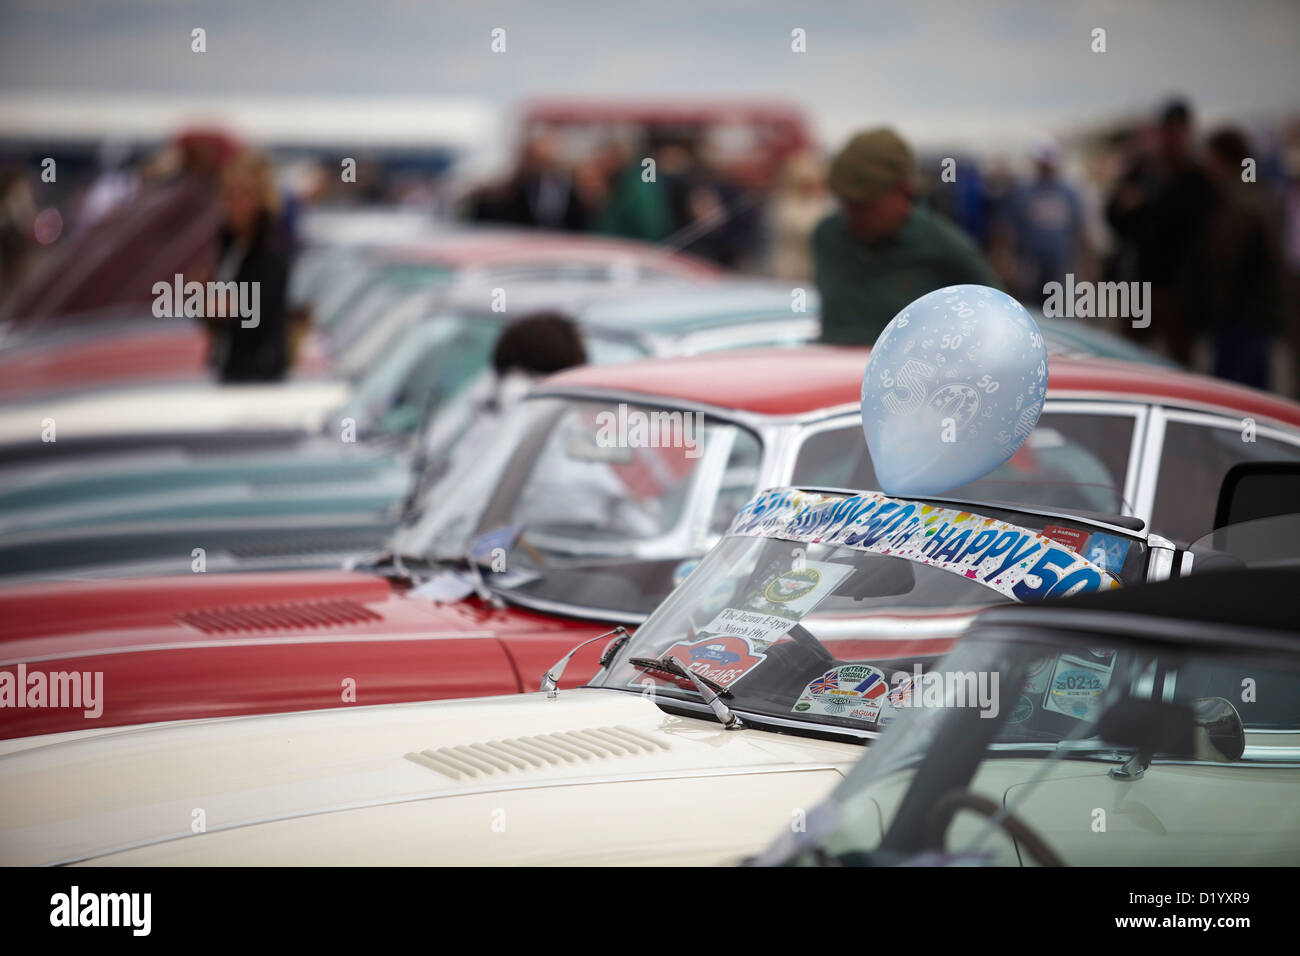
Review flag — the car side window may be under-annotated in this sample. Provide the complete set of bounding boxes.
[791,425,877,491]
[1151,420,1300,543]
[706,428,763,534]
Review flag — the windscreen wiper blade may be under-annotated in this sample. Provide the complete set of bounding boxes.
[628,656,729,696]
[629,655,743,729]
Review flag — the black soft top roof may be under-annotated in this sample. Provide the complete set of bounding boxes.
[981,568,1300,640]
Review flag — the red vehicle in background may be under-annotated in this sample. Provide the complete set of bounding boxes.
[2,128,243,325]
[518,99,816,190]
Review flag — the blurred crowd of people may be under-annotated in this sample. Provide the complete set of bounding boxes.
[3,97,1299,395]
[1101,100,1291,390]
[457,101,1300,395]
[464,129,768,271]
[925,100,1298,394]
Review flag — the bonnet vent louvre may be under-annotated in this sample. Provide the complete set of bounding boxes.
[176,598,381,634]
[404,726,670,780]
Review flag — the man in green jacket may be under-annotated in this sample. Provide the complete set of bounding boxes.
[813,128,1002,345]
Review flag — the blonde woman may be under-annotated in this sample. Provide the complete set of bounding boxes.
[205,149,290,383]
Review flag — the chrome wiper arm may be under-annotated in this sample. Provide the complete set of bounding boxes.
[541,626,631,697]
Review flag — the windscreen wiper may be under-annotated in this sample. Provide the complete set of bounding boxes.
[629,656,743,729]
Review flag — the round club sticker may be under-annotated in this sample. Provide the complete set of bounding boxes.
[764,567,821,604]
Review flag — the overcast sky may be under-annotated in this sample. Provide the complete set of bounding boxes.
[2,0,1297,149]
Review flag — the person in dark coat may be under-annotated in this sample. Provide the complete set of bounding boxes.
[469,132,589,232]
[1106,100,1215,363]
[1203,127,1286,389]
[206,149,290,383]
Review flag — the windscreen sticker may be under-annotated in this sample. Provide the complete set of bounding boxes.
[753,561,856,613]
[696,560,857,649]
[765,567,820,603]
[1041,525,1090,553]
[1084,648,1117,668]
[1083,532,1129,574]
[791,663,889,722]
[1044,656,1112,720]
[727,489,1122,603]
[872,679,912,729]
[886,676,916,709]
[696,608,798,647]
[660,635,768,690]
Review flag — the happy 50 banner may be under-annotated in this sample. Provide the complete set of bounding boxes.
[727,489,1122,603]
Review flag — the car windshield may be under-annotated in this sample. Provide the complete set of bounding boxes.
[340,317,655,444]
[408,334,655,489]
[336,313,501,438]
[593,489,1145,735]
[771,622,1300,866]
[326,263,456,361]
[391,395,764,617]
[307,257,380,330]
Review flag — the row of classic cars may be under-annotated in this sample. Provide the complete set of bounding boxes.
[0,280,818,577]
[8,344,1299,738]
[1,212,1298,866]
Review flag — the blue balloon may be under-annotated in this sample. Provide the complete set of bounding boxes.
[861,285,1048,498]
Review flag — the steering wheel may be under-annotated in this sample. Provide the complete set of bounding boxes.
[930,789,1066,867]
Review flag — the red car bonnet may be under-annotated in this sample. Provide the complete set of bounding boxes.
[0,570,610,738]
